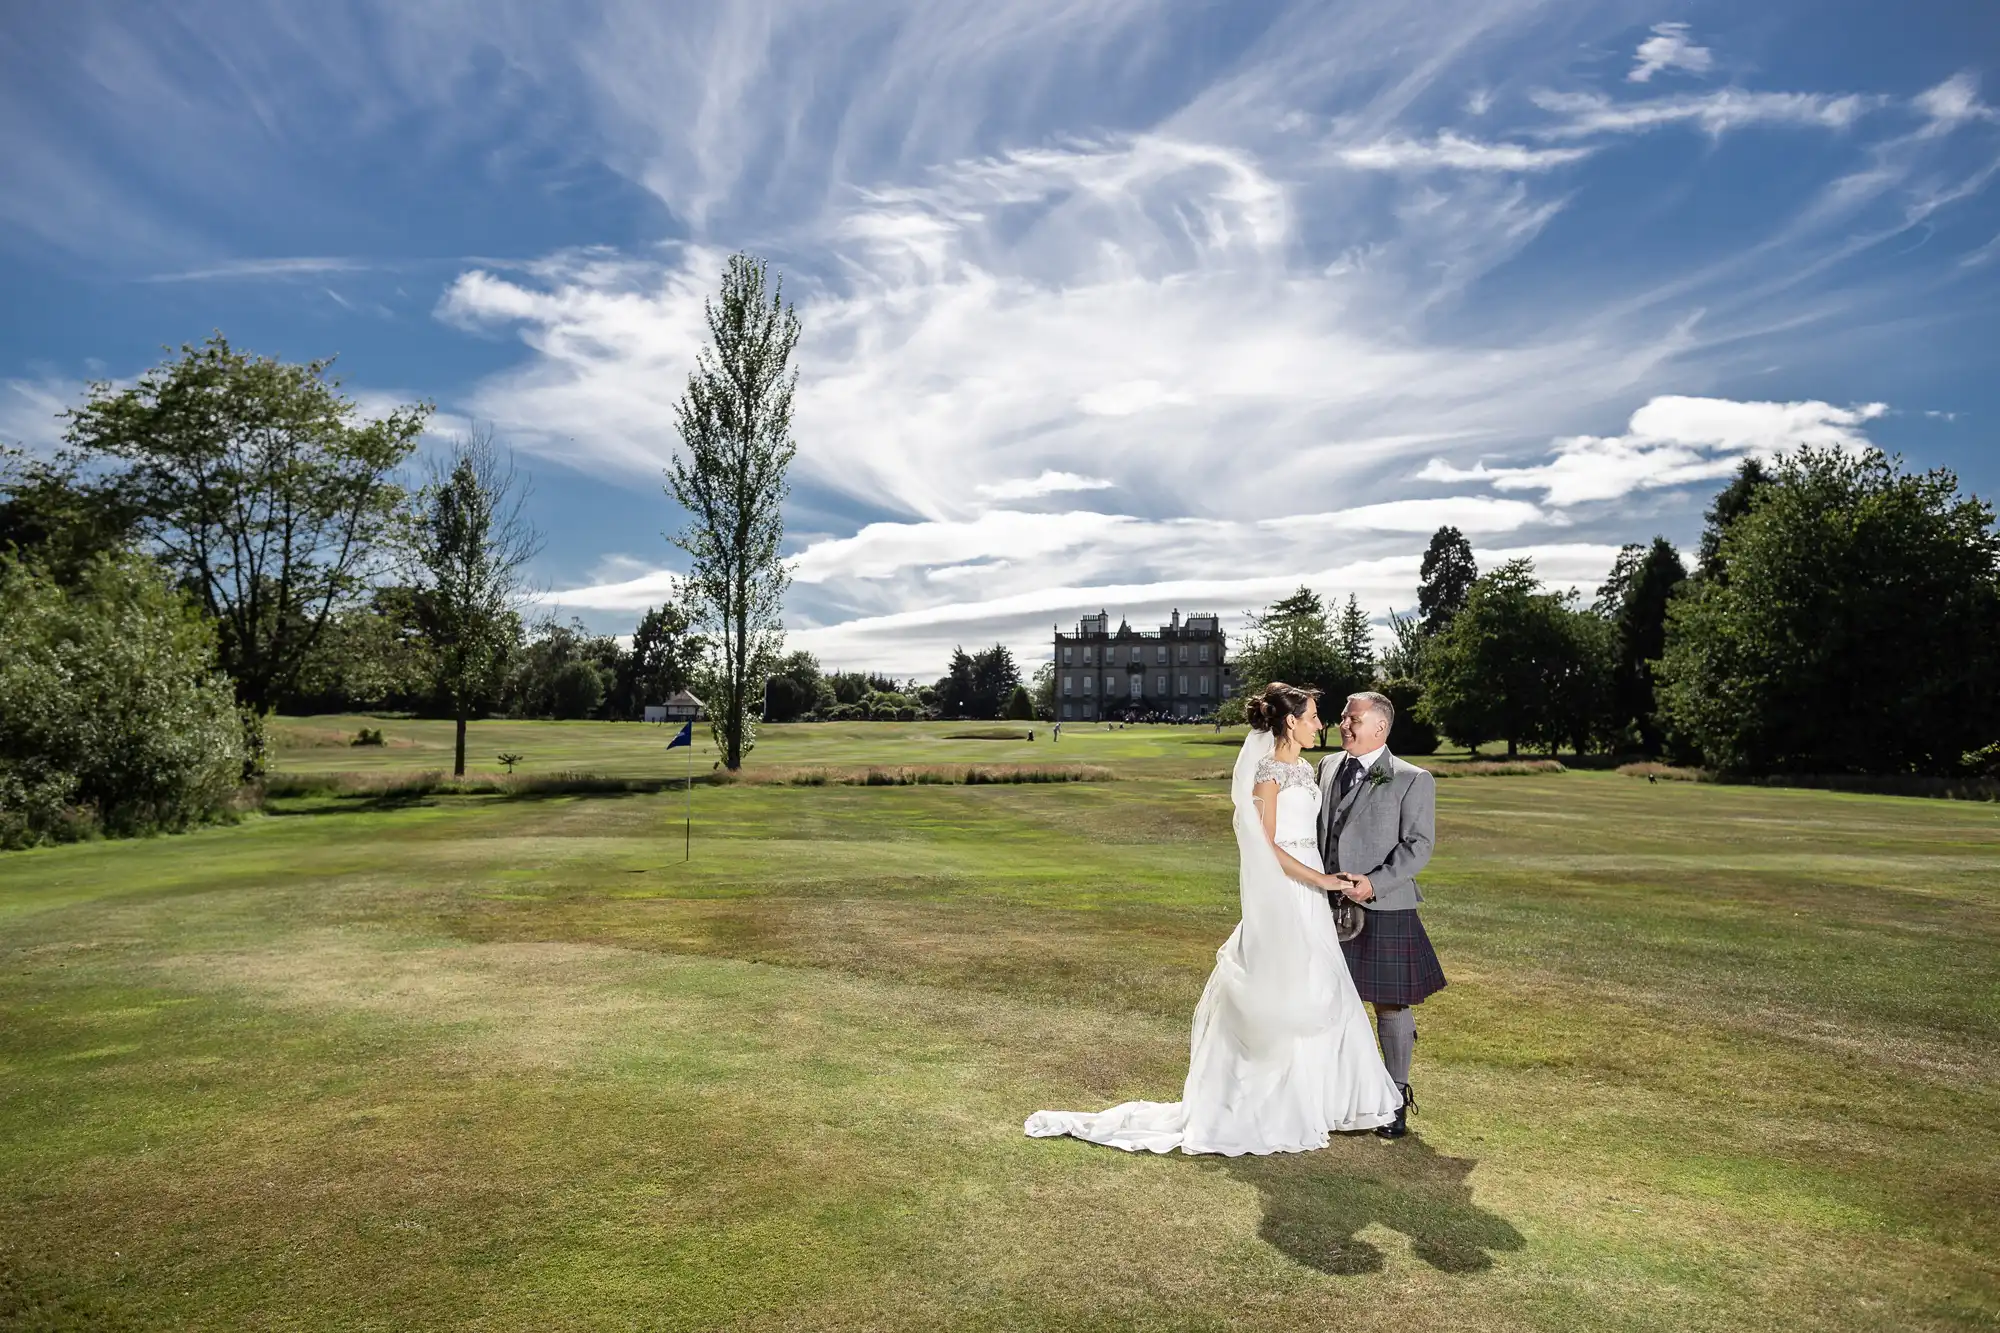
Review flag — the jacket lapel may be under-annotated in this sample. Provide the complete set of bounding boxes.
[1331,749,1395,831]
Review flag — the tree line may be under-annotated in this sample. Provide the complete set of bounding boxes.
[3,255,802,847]
[1227,448,2000,778]
[761,643,1033,723]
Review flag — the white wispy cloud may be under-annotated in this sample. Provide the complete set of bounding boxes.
[1532,88,1879,139]
[1628,22,1713,84]
[143,256,373,282]
[1913,72,1997,131]
[1418,394,1888,505]
[1336,133,1592,172]
[975,471,1114,500]
[0,378,78,453]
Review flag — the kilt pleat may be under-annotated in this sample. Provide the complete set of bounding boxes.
[1339,908,1446,1006]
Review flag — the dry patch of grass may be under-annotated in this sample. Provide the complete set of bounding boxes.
[1425,759,1569,778]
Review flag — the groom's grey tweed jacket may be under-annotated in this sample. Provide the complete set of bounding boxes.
[1314,750,1436,913]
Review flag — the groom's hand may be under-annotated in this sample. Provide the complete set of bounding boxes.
[1337,873,1375,901]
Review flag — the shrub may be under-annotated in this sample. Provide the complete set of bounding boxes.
[351,727,386,747]
[0,553,245,848]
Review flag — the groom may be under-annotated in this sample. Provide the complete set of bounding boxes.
[1317,691,1447,1140]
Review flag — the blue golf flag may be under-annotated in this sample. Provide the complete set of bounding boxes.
[666,721,693,749]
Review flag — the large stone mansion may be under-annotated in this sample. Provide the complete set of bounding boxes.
[1053,609,1232,721]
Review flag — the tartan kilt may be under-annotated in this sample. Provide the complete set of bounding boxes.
[1339,908,1446,1006]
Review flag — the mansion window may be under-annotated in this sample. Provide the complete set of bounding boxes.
[1129,676,1142,697]
[1062,675,1073,696]
[1083,646,1093,664]
[1156,674,1166,693]
[1083,676,1094,694]
[1178,674,1189,695]
[1156,646,1167,664]
[1199,645,1210,663]
[1178,645,1189,663]
[1200,676,1211,696]
[1062,646,1072,664]
[1062,704,1073,719]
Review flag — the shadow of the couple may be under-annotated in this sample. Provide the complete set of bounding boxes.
[1216,1134,1524,1276]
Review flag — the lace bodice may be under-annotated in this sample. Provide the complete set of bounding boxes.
[1254,757,1317,792]
[1253,757,1322,853]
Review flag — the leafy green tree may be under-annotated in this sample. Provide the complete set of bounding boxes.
[1421,560,1572,757]
[549,659,606,720]
[761,649,823,722]
[61,334,428,717]
[1418,526,1477,634]
[1545,603,1617,757]
[1,552,244,847]
[410,430,542,777]
[1029,661,1055,720]
[508,617,620,719]
[1658,448,2000,775]
[622,592,706,717]
[285,585,435,714]
[667,254,800,770]
[1595,537,1688,755]
[1005,684,1036,720]
[1233,587,1351,712]
[0,446,144,584]
[1379,608,1427,681]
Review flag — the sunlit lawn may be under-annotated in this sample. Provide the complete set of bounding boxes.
[2,720,1995,1329]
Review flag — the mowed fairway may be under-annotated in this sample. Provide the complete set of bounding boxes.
[2,723,1996,1330]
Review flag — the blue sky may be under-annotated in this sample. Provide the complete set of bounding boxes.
[4,0,1996,675]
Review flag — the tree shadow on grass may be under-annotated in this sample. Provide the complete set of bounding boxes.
[1217,1135,1524,1276]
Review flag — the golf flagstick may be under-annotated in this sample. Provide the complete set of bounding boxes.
[666,719,694,860]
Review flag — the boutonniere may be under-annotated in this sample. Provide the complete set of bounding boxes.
[1365,766,1394,790]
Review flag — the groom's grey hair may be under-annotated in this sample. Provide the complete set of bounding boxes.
[1346,690,1395,729]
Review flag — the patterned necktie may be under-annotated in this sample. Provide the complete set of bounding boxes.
[1336,755,1360,800]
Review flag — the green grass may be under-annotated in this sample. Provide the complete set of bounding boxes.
[2,722,1997,1329]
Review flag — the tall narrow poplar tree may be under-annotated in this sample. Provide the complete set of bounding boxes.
[667,254,800,770]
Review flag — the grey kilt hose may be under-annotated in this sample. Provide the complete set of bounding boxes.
[1316,748,1446,1008]
[1339,909,1446,1006]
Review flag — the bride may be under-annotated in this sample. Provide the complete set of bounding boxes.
[1025,682,1402,1154]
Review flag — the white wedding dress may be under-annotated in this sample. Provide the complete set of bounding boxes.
[1024,731,1402,1154]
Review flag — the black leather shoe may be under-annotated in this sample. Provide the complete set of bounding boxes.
[1376,1083,1416,1139]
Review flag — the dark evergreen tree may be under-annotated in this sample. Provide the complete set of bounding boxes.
[1417,526,1477,634]
[1334,594,1375,685]
[1596,537,1688,756]
[1696,458,1771,581]
[970,644,1021,719]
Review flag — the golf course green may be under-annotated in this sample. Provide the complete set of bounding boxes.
[2,720,1994,1330]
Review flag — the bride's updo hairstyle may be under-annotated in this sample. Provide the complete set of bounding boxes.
[1246,681,1321,739]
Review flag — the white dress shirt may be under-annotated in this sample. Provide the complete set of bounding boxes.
[1345,744,1387,773]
